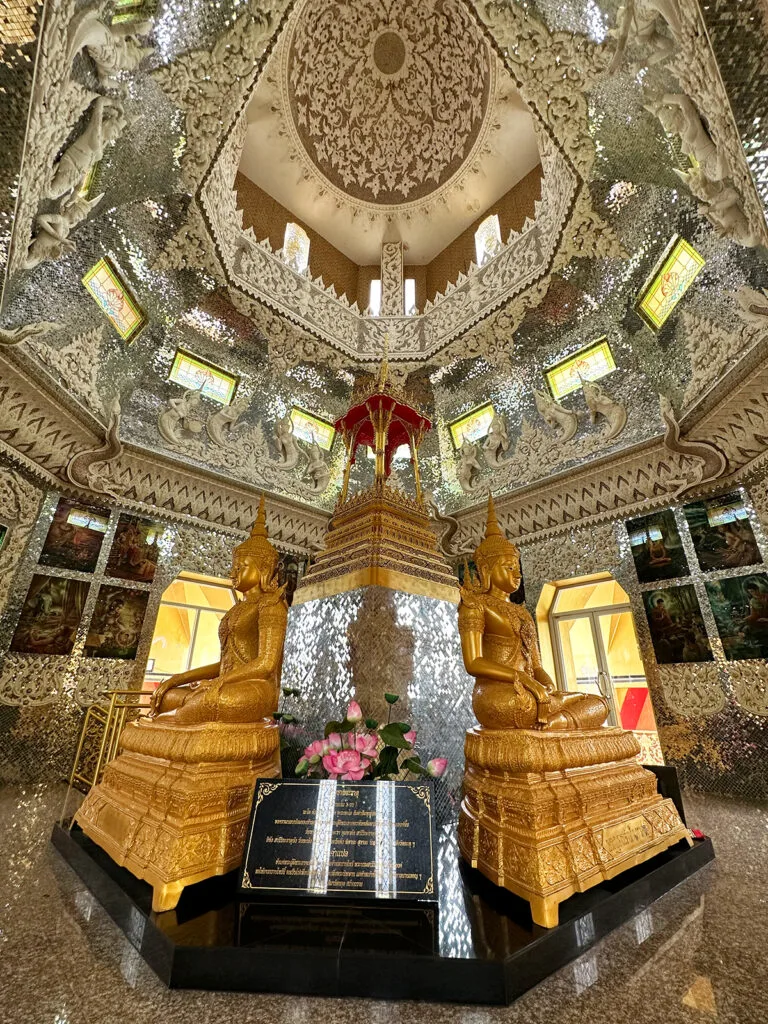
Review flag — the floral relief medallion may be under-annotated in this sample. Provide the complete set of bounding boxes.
[283,0,493,205]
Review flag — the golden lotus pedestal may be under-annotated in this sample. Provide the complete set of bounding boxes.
[75,719,281,912]
[458,726,692,928]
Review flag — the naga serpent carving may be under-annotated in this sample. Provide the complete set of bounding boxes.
[659,394,727,499]
[424,489,466,557]
[0,321,60,346]
[66,398,123,498]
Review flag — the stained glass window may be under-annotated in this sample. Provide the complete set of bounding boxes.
[635,236,705,331]
[449,403,495,449]
[474,214,502,266]
[291,407,336,451]
[82,257,146,342]
[169,349,238,405]
[545,339,616,400]
[283,222,310,273]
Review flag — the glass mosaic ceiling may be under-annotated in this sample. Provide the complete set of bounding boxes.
[0,0,767,517]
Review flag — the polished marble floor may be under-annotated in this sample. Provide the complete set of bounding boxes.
[0,784,766,1024]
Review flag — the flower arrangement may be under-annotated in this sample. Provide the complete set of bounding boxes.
[293,693,448,783]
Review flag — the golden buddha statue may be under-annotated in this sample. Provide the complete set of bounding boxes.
[144,500,287,729]
[459,497,609,732]
[76,497,287,911]
[458,495,691,928]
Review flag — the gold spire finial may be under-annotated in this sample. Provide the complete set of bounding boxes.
[485,491,503,538]
[252,493,268,538]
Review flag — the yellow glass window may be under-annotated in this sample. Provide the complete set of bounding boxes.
[290,407,336,451]
[169,349,238,406]
[145,574,236,684]
[283,222,310,273]
[545,339,616,400]
[635,236,705,331]
[448,403,495,449]
[82,258,146,342]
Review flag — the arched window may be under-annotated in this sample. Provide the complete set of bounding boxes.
[282,222,310,273]
[537,574,663,764]
[474,213,502,266]
[144,573,237,688]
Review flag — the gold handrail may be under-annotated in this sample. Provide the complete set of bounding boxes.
[60,688,155,827]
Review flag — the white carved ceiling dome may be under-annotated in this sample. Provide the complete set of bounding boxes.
[282,0,494,206]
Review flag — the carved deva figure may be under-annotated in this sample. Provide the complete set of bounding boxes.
[459,496,608,731]
[76,497,287,911]
[457,494,691,928]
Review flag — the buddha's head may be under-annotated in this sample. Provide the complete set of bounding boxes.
[231,495,280,594]
[473,493,522,596]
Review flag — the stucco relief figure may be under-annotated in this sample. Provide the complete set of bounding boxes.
[423,489,463,557]
[459,495,609,731]
[147,497,287,726]
[609,0,682,72]
[677,167,760,248]
[735,285,768,329]
[66,397,123,498]
[533,388,579,443]
[68,5,153,83]
[482,413,510,468]
[304,440,330,493]
[660,393,727,498]
[457,438,484,494]
[274,413,301,469]
[47,96,127,200]
[645,94,727,183]
[0,321,60,346]
[24,193,104,269]
[206,397,247,447]
[157,387,206,446]
[582,377,627,441]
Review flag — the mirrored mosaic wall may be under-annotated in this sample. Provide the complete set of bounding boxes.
[0,472,309,783]
[521,473,768,801]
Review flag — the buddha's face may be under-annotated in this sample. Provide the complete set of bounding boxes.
[232,554,276,594]
[488,552,522,595]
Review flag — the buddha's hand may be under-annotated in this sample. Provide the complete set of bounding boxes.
[148,674,184,716]
[534,695,552,729]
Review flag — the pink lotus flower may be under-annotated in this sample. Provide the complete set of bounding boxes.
[326,732,344,751]
[403,730,417,747]
[427,757,448,778]
[346,700,363,723]
[303,738,328,763]
[322,748,371,781]
[349,732,378,759]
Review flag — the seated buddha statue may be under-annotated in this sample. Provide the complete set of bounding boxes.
[459,495,609,732]
[129,494,288,739]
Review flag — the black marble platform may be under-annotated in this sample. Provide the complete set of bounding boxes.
[51,820,714,1005]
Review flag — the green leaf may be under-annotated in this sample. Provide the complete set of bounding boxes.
[402,757,428,776]
[364,718,379,730]
[323,720,344,738]
[281,687,292,697]
[376,745,401,775]
[272,712,284,721]
[378,724,411,748]
[384,692,400,705]
[281,713,297,724]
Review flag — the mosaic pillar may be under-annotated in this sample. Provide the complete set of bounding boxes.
[281,585,475,824]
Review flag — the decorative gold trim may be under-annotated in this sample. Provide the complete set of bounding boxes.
[292,566,460,605]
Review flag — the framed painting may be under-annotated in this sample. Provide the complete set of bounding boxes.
[682,492,761,572]
[38,497,109,573]
[625,509,689,583]
[84,585,150,659]
[642,585,712,664]
[705,573,768,661]
[10,574,89,656]
[105,514,163,583]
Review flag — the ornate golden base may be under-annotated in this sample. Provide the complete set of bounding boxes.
[459,727,692,928]
[75,722,280,912]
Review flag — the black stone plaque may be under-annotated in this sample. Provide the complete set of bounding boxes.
[239,779,437,902]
